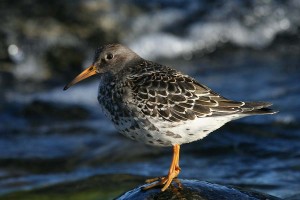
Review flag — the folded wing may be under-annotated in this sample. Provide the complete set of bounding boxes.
[128,62,276,122]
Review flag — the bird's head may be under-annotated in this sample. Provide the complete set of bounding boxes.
[63,44,139,90]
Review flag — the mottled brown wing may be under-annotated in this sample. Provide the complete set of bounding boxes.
[127,62,265,122]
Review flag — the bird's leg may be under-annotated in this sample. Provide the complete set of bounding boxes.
[143,144,181,191]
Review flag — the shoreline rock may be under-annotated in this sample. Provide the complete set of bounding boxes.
[117,179,282,200]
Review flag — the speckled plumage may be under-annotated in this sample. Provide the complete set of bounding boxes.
[94,44,275,147]
[64,43,277,191]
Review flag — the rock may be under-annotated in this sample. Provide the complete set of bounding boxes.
[117,179,282,200]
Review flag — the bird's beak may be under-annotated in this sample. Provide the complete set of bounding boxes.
[63,65,98,90]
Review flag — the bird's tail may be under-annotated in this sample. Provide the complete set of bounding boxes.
[241,102,278,115]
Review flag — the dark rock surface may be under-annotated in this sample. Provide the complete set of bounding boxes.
[117,179,282,200]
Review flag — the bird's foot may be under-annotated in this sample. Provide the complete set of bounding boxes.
[142,166,181,191]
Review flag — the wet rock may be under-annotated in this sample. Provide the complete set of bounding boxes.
[117,179,281,200]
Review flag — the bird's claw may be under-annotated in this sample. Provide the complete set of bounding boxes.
[142,168,180,191]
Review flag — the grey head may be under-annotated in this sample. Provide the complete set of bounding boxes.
[93,44,141,74]
[64,44,141,90]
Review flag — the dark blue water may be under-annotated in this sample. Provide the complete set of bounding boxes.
[1,0,300,199]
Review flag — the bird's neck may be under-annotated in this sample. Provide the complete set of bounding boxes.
[100,57,145,85]
[100,72,116,84]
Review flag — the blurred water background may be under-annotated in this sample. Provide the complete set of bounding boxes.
[0,0,300,199]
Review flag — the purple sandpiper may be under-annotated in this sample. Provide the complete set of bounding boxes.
[64,44,277,191]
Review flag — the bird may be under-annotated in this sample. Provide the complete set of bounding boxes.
[63,44,277,191]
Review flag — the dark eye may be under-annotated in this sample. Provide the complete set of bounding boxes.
[106,53,114,60]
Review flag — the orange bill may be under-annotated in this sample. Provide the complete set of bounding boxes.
[63,65,98,90]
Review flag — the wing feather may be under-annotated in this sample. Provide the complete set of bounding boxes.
[127,61,275,122]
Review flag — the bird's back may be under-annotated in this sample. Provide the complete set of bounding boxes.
[125,60,276,122]
[98,59,276,146]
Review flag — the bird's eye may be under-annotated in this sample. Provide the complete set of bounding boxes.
[106,53,114,60]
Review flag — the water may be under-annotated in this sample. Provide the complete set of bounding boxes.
[1,0,300,199]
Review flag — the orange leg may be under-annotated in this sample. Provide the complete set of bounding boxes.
[143,144,181,191]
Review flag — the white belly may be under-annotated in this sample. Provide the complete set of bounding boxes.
[145,114,242,146]
[109,104,243,147]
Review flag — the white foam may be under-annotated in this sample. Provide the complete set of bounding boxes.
[125,1,299,60]
[7,81,99,107]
